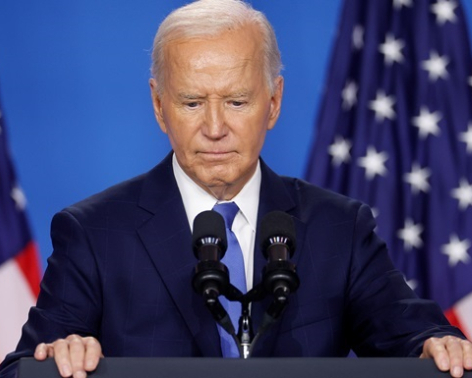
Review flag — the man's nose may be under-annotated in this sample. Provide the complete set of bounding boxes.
[202,103,227,139]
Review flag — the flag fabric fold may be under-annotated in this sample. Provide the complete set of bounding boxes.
[0,95,41,362]
[306,0,472,339]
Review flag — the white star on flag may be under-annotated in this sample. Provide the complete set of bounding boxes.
[403,163,431,194]
[371,207,379,232]
[431,0,458,25]
[305,0,472,341]
[441,234,471,267]
[459,122,472,154]
[398,218,424,250]
[352,25,364,50]
[405,278,418,291]
[369,90,396,122]
[10,185,27,211]
[379,34,405,65]
[371,207,380,219]
[342,80,358,110]
[329,136,352,166]
[393,0,413,9]
[421,51,449,81]
[358,146,389,180]
[412,106,441,139]
[451,178,472,210]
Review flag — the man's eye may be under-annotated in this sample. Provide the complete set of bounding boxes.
[230,101,246,107]
[185,102,199,108]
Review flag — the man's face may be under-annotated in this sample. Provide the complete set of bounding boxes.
[150,24,283,200]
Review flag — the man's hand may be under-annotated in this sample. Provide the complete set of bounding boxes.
[420,336,472,378]
[34,335,102,378]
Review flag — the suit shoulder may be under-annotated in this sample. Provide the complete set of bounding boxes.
[75,172,146,207]
[280,176,367,220]
[58,170,150,224]
[280,175,360,204]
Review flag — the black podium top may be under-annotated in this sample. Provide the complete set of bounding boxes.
[17,357,472,378]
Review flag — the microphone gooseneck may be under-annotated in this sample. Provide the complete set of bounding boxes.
[191,209,300,359]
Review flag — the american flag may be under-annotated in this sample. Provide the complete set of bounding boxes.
[306,0,472,339]
[0,94,41,362]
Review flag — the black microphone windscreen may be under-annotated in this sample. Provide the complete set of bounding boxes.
[192,210,227,251]
[260,211,296,254]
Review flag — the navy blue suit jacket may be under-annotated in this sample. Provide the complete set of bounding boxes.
[0,153,462,376]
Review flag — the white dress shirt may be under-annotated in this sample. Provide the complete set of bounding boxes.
[172,153,260,291]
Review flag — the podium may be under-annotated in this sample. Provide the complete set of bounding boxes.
[17,357,472,378]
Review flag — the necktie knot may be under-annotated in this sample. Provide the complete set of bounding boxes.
[213,202,239,229]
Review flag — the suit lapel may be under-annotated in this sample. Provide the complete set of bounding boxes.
[251,160,307,356]
[134,155,306,357]
[136,153,221,357]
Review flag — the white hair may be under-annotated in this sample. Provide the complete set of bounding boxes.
[151,0,282,94]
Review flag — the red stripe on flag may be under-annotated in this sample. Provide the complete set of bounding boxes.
[445,308,463,333]
[14,241,41,297]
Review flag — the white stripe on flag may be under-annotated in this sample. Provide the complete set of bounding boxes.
[455,293,472,341]
[0,258,36,362]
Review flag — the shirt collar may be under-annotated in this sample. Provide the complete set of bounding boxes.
[172,153,261,232]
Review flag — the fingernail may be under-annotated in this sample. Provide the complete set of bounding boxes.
[85,358,96,370]
[74,371,86,378]
[35,344,45,356]
[452,366,463,377]
[61,365,72,377]
[440,359,449,371]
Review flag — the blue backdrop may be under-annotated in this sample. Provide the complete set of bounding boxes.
[0,1,471,270]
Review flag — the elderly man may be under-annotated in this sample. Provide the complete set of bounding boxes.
[1,1,471,378]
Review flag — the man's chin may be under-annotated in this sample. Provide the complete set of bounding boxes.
[196,174,240,200]
[190,163,254,199]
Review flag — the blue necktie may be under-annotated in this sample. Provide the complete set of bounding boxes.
[212,202,247,358]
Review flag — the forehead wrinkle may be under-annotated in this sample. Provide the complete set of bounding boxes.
[164,32,267,98]
[189,52,260,75]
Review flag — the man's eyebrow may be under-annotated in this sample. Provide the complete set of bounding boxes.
[177,91,253,100]
[227,91,251,98]
[225,90,254,98]
[178,93,206,100]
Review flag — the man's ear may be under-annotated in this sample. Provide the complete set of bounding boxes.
[149,78,167,134]
[267,75,284,130]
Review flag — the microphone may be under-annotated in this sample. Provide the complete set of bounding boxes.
[260,211,300,300]
[192,210,236,337]
[192,210,229,298]
[192,210,227,261]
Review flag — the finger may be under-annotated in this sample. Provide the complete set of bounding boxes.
[67,335,87,378]
[83,337,102,372]
[444,337,464,378]
[461,339,472,370]
[422,337,450,372]
[34,343,50,361]
[52,339,73,378]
